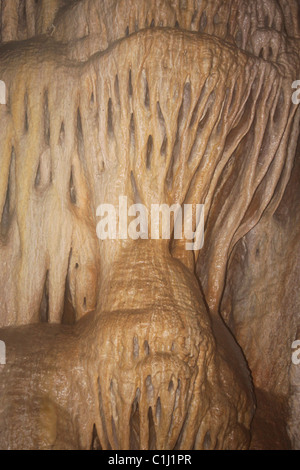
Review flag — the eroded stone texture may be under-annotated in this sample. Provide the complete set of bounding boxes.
[0,0,299,450]
[222,141,300,449]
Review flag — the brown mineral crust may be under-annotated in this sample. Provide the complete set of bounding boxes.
[0,0,299,450]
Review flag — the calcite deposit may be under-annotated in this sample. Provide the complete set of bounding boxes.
[0,0,299,450]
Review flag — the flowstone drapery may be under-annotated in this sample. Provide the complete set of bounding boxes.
[0,0,299,450]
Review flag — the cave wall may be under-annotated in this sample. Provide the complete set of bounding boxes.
[222,139,300,449]
[0,0,299,450]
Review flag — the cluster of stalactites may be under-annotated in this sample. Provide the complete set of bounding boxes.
[0,0,299,327]
[1,1,300,60]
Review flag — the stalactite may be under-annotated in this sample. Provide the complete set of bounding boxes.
[0,0,299,451]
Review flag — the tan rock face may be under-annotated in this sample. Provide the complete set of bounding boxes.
[0,0,299,450]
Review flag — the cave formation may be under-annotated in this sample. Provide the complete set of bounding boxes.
[0,0,299,450]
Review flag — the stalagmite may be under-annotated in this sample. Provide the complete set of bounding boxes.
[0,0,299,450]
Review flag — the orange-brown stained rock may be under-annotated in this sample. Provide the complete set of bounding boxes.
[0,0,299,450]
